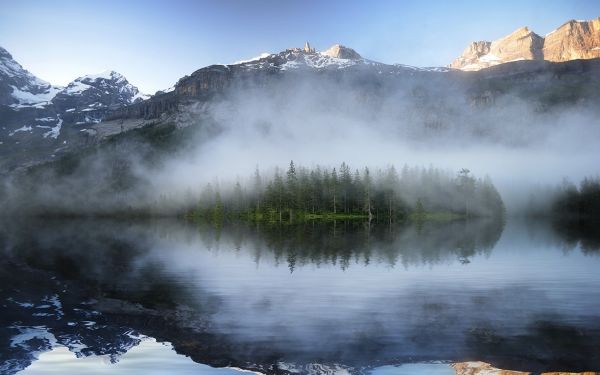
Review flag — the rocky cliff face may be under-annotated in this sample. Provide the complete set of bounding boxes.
[451,18,600,70]
[452,361,600,375]
[544,18,600,61]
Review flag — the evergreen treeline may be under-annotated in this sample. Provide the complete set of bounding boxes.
[552,177,600,219]
[190,162,504,223]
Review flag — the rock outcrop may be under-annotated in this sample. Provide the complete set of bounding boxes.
[544,18,600,61]
[303,41,315,53]
[450,18,600,70]
[453,362,530,375]
[321,44,362,59]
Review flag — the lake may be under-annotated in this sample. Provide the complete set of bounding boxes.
[1,218,599,374]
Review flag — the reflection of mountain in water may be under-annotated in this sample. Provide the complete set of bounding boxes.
[1,218,600,374]
[0,261,143,374]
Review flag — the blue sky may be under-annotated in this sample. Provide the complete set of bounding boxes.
[1,0,598,93]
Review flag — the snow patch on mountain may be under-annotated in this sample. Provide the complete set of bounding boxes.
[10,85,61,106]
[43,117,63,139]
[9,126,33,136]
[61,70,148,104]
[233,53,272,65]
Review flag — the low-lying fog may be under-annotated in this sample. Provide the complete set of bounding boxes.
[3,73,600,214]
[155,77,600,213]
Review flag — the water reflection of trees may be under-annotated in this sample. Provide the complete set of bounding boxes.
[1,218,600,374]
[551,218,600,253]
[195,218,505,271]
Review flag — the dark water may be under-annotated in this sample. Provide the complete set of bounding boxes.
[1,218,599,374]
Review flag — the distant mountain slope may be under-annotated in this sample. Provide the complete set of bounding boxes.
[450,18,600,70]
[0,46,148,170]
[1,36,600,173]
[0,46,62,107]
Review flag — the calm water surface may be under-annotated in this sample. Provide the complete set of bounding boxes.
[1,218,599,374]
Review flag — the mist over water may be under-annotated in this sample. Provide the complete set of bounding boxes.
[1,217,600,373]
[2,62,600,374]
[135,74,598,215]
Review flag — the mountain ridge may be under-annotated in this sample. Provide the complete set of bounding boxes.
[450,17,600,70]
[2,23,600,172]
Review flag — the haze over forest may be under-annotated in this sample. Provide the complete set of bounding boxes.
[2,2,600,375]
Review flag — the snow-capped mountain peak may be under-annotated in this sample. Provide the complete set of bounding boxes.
[0,46,63,107]
[55,69,149,112]
[1,46,150,155]
[225,43,370,71]
[64,70,147,102]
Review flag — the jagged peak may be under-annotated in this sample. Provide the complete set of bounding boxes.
[61,70,148,102]
[450,17,600,70]
[75,70,126,83]
[564,18,593,25]
[499,26,541,41]
[303,41,315,53]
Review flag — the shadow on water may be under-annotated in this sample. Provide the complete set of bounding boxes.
[0,217,599,374]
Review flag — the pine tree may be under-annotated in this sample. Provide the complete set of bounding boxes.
[253,166,262,213]
[363,167,373,220]
[233,180,244,214]
[273,169,285,223]
[331,168,338,214]
[213,191,224,223]
[384,166,400,223]
[415,198,425,218]
[457,168,475,216]
[286,160,298,220]
[340,162,352,213]
[352,168,362,213]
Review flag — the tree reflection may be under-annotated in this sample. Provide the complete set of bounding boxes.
[193,218,505,271]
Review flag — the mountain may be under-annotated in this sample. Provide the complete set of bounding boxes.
[450,18,600,70]
[53,70,149,124]
[222,43,374,71]
[544,18,600,61]
[2,37,600,173]
[0,46,62,107]
[110,42,449,120]
[0,47,148,170]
